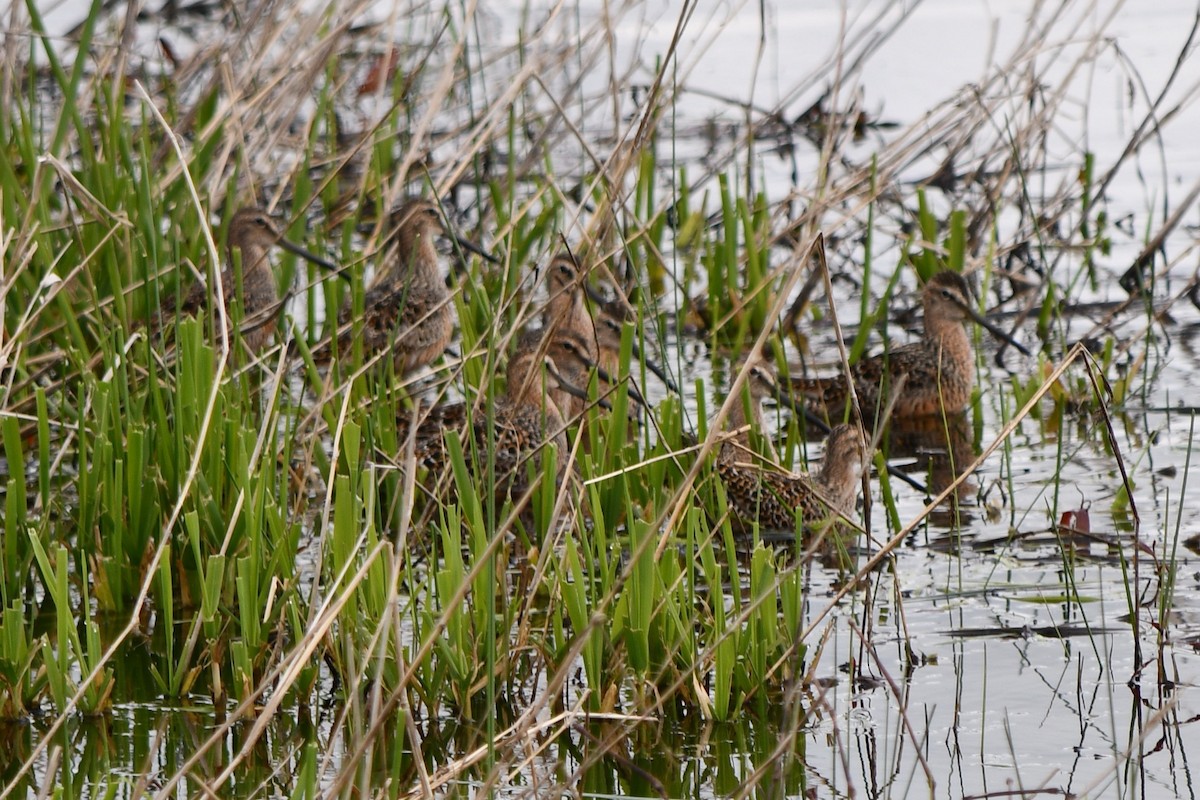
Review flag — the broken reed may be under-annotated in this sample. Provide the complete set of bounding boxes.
[0,0,1183,796]
[0,20,855,746]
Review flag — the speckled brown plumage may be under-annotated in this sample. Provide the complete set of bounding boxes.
[508,327,597,425]
[399,347,570,500]
[719,422,867,533]
[793,271,984,418]
[160,207,332,353]
[536,255,600,419]
[543,255,596,350]
[323,199,455,375]
[716,364,866,532]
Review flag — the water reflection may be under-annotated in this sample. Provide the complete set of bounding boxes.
[881,411,979,531]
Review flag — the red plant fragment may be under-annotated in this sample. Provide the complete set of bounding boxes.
[1058,508,1090,535]
[358,48,400,96]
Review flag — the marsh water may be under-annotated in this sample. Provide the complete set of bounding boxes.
[10,0,1200,798]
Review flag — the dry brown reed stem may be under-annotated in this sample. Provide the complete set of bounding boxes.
[774,627,845,790]
[1123,175,1200,287]
[388,2,481,200]
[563,0,696,246]
[0,179,123,360]
[813,235,865,426]
[411,703,606,797]
[159,381,432,795]
[1075,257,1200,366]
[1091,11,1200,223]
[802,343,1090,644]
[643,228,815,567]
[851,618,936,781]
[676,1,911,191]
[1074,695,1175,797]
[744,4,1125,253]
[0,84,228,798]
[511,428,587,647]
[174,0,596,213]
[420,2,647,207]
[218,350,293,557]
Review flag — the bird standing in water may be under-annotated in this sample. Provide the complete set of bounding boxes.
[398,345,582,501]
[717,364,867,533]
[793,270,1024,419]
[320,198,490,377]
[161,207,336,353]
[524,254,601,421]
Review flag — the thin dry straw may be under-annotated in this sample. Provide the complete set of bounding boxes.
[5,0,1192,792]
[800,342,1091,642]
[0,80,229,797]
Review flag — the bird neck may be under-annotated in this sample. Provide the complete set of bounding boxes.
[508,357,550,404]
[817,450,861,510]
[720,391,772,462]
[395,228,440,286]
[924,313,971,363]
[725,392,757,437]
[227,236,271,279]
[545,287,595,351]
[511,368,566,431]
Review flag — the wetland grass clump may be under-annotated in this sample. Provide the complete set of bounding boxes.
[0,0,1195,796]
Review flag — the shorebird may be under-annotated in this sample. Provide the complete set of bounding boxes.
[534,252,684,397]
[399,346,576,500]
[543,255,597,352]
[503,254,635,423]
[531,254,602,420]
[508,326,602,424]
[792,270,1022,419]
[321,198,490,376]
[160,207,336,353]
[716,364,867,532]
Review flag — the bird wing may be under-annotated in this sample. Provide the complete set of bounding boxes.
[336,282,449,355]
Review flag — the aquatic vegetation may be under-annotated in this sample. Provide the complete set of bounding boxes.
[0,0,1196,797]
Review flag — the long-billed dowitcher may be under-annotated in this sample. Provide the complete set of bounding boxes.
[162,207,336,352]
[400,346,575,499]
[539,251,682,396]
[508,326,601,423]
[495,254,630,424]
[543,254,596,350]
[533,254,602,419]
[321,198,489,375]
[793,270,1021,418]
[716,365,867,532]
